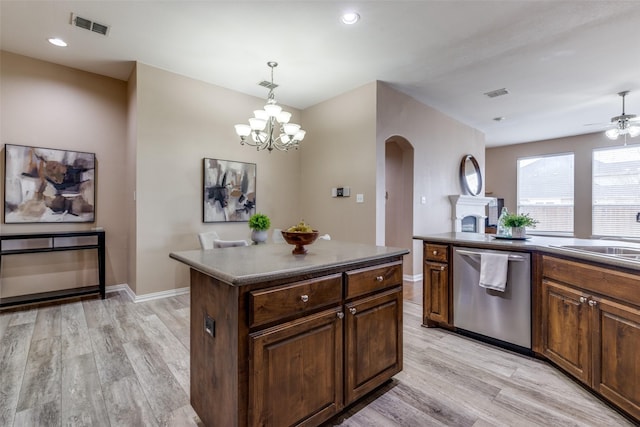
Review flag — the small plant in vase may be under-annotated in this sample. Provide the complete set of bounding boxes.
[249,213,271,244]
[500,212,538,238]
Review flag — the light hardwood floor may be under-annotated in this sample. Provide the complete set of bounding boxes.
[0,282,634,427]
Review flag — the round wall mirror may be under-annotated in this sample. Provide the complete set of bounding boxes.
[460,154,482,196]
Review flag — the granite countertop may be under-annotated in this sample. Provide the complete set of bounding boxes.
[170,239,409,286]
[414,232,640,272]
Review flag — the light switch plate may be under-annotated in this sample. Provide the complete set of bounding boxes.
[356,194,364,203]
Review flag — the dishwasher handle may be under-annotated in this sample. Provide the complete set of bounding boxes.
[456,249,525,262]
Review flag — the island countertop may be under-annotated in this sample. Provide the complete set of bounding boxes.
[170,239,410,286]
[414,232,640,272]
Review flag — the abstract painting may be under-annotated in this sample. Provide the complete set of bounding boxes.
[203,158,256,222]
[4,144,96,223]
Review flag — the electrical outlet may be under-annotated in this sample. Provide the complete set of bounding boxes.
[204,315,215,337]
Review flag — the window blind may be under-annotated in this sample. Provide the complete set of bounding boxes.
[517,153,574,234]
[593,145,640,238]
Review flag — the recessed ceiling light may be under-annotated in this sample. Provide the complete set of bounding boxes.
[48,38,67,47]
[341,12,360,25]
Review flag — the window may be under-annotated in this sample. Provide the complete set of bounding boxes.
[593,145,640,238]
[517,153,574,234]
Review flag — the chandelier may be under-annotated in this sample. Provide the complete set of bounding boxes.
[605,91,640,140]
[234,62,306,152]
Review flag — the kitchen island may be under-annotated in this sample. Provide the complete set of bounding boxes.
[414,232,640,422]
[170,239,409,427]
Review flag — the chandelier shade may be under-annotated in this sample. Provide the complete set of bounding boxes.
[234,62,306,152]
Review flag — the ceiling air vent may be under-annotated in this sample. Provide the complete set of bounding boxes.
[259,80,278,90]
[70,13,110,36]
[484,88,509,98]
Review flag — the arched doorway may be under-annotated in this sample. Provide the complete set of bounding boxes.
[385,136,414,276]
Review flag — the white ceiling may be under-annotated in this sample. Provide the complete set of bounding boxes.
[2,1,640,147]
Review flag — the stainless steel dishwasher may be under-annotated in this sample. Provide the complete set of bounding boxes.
[453,247,531,351]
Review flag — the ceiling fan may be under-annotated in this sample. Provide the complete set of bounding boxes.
[604,91,640,140]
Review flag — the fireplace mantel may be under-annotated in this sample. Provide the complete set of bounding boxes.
[449,195,495,233]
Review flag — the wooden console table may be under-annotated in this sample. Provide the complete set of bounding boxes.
[0,230,105,309]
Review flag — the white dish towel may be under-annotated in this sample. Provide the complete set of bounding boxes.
[479,252,509,292]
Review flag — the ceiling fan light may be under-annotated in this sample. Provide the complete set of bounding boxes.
[629,125,640,138]
[605,128,620,140]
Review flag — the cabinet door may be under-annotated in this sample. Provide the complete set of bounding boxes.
[592,297,640,420]
[344,287,402,405]
[249,308,343,427]
[423,261,449,326]
[541,280,591,385]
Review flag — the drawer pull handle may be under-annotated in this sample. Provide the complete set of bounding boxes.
[433,250,438,255]
[376,276,384,282]
[588,300,597,307]
[337,312,344,319]
[349,307,357,315]
[440,266,445,271]
[579,296,587,303]
[300,295,309,303]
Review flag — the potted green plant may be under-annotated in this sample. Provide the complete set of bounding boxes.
[248,212,271,244]
[500,212,538,238]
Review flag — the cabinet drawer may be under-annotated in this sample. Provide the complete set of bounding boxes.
[345,261,403,299]
[425,243,448,262]
[543,256,640,307]
[249,274,342,328]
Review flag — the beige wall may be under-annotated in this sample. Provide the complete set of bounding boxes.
[134,63,302,295]
[299,83,377,244]
[1,51,489,296]
[126,64,138,293]
[376,82,486,276]
[486,132,624,239]
[0,51,128,297]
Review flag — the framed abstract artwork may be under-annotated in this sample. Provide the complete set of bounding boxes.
[203,158,256,222]
[4,144,96,223]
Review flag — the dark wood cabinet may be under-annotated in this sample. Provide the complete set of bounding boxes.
[593,297,640,418]
[541,279,591,384]
[189,255,404,427]
[423,261,449,326]
[422,243,450,327]
[249,307,344,427]
[344,287,403,404]
[542,256,640,420]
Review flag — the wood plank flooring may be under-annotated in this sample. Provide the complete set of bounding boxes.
[0,282,634,426]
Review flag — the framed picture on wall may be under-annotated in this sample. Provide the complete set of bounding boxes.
[4,144,96,223]
[203,158,256,223]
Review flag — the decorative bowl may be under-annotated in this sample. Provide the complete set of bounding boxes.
[281,230,320,255]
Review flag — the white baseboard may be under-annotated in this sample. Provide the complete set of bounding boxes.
[106,283,190,303]
[403,274,422,282]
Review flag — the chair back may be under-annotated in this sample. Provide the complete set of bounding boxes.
[213,239,249,248]
[198,231,220,249]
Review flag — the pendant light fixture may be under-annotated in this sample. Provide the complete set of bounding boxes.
[234,62,306,152]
